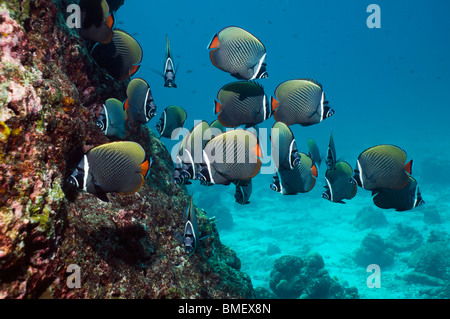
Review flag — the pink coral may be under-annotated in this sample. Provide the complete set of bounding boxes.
[0,8,43,121]
[0,8,26,63]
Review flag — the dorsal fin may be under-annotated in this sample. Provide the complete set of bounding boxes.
[299,78,323,89]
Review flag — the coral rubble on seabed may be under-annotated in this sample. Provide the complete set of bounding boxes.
[0,0,253,298]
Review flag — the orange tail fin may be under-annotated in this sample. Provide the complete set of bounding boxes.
[207,34,220,49]
[141,159,151,179]
[106,13,115,29]
[405,160,413,175]
[311,164,318,178]
[271,96,279,112]
[123,99,129,110]
[254,143,263,158]
[130,64,141,77]
[214,100,222,114]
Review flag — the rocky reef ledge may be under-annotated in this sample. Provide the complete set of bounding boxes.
[0,0,254,298]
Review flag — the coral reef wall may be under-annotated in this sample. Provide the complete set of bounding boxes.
[0,0,254,298]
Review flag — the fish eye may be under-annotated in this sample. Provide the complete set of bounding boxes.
[181,170,191,180]
[184,236,195,254]
[292,157,301,167]
[327,109,335,117]
[270,183,279,192]
[67,172,83,190]
[322,192,329,200]
[67,176,79,189]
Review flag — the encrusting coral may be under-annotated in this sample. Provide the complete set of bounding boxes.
[0,0,254,299]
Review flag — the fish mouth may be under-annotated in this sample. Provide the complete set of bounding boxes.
[326,108,335,118]
[164,78,177,88]
[96,116,107,132]
[184,235,195,254]
[196,171,212,186]
[185,245,194,254]
[145,99,157,121]
[258,71,268,79]
[197,173,208,185]
[253,58,268,80]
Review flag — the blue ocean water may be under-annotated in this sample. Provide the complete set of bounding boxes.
[118,0,450,298]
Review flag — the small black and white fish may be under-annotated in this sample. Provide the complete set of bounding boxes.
[123,78,157,124]
[183,196,199,255]
[156,105,187,138]
[163,35,177,88]
[96,98,128,139]
[271,79,334,127]
[67,141,151,202]
[207,26,268,80]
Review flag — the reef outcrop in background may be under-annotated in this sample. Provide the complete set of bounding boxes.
[269,253,359,299]
[0,0,254,298]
